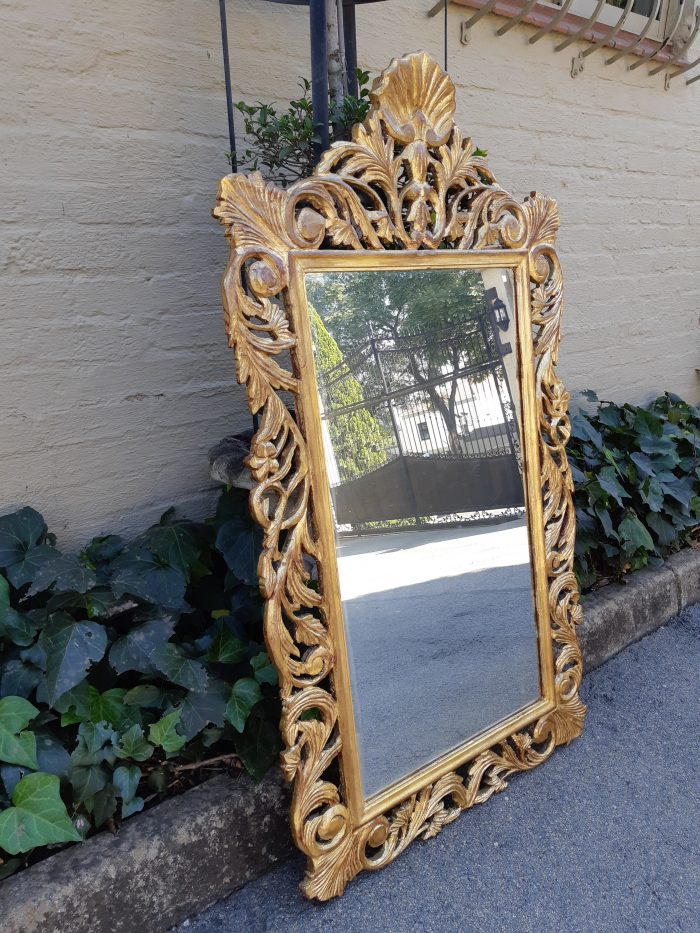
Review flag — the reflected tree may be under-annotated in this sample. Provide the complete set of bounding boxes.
[309,307,390,480]
[306,270,493,456]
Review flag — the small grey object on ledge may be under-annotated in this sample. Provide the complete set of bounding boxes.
[208,433,253,490]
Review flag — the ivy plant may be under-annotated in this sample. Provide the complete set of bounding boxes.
[0,487,279,880]
[569,392,700,590]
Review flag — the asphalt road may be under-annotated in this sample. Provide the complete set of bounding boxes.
[337,520,540,797]
[178,604,700,933]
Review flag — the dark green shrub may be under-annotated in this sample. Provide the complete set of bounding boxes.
[0,487,279,879]
[569,392,700,591]
[232,71,372,186]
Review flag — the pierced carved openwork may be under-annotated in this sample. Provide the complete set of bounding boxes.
[214,50,585,901]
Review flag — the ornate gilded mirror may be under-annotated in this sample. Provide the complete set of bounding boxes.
[214,51,585,901]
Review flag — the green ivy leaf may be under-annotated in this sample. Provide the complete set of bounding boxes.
[638,435,678,460]
[121,796,145,819]
[28,552,97,596]
[0,857,22,880]
[88,688,130,729]
[82,535,125,566]
[6,544,59,590]
[123,684,164,709]
[111,549,188,610]
[34,729,71,777]
[52,680,92,721]
[0,696,39,769]
[110,616,206,691]
[179,678,229,741]
[38,614,108,706]
[69,721,116,804]
[89,785,117,829]
[110,616,174,676]
[0,508,46,572]
[215,519,261,587]
[250,652,278,686]
[647,512,678,546]
[593,506,616,542]
[0,659,43,700]
[207,620,245,664]
[1,764,23,797]
[151,644,207,693]
[639,476,664,512]
[235,711,280,782]
[619,514,654,553]
[597,405,623,428]
[0,772,80,854]
[570,413,603,451]
[136,521,202,579]
[0,575,37,646]
[113,764,141,806]
[115,724,154,763]
[71,721,117,766]
[224,678,262,733]
[659,474,694,510]
[597,466,629,506]
[46,588,123,619]
[149,710,186,754]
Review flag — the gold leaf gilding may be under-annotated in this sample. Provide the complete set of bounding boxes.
[214,51,585,902]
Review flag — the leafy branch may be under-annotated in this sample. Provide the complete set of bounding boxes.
[231,71,371,186]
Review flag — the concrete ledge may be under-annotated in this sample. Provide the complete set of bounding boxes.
[578,547,700,671]
[0,549,697,931]
[0,771,292,933]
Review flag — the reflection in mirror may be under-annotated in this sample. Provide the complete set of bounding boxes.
[304,268,542,801]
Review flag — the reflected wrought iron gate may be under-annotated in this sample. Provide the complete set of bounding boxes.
[316,307,523,529]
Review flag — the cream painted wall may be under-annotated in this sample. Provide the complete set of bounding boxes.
[1,0,698,547]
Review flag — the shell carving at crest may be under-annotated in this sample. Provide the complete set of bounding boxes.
[213,51,585,901]
[370,50,456,144]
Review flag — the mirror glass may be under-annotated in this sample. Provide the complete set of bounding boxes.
[304,267,542,801]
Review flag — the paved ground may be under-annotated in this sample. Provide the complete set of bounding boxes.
[337,520,540,797]
[179,605,700,933]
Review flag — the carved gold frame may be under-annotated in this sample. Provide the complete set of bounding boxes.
[214,51,585,901]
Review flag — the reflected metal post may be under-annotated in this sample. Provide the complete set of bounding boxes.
[480,311,519,466]
[369,328,423,526]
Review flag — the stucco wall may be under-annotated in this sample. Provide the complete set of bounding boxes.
[1,0,698,547]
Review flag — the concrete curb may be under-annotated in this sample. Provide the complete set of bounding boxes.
[577,547,700,671]
[0,771,293,933]
[0,550,697,932]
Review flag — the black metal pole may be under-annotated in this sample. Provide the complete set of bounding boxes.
[342,2,358,97]
[309,0,329,159]
[444,0,448,72]
[219,0,237,172]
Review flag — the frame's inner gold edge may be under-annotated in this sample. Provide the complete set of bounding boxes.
[288,249,554,827]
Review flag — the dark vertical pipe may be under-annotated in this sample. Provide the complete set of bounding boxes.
[343,1,358,97]
[220,1,259,433]
[309,0,329,160]
[444,0,448,72]
[218,0,237,172]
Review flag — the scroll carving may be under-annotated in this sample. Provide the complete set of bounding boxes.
[214,50,585,901]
